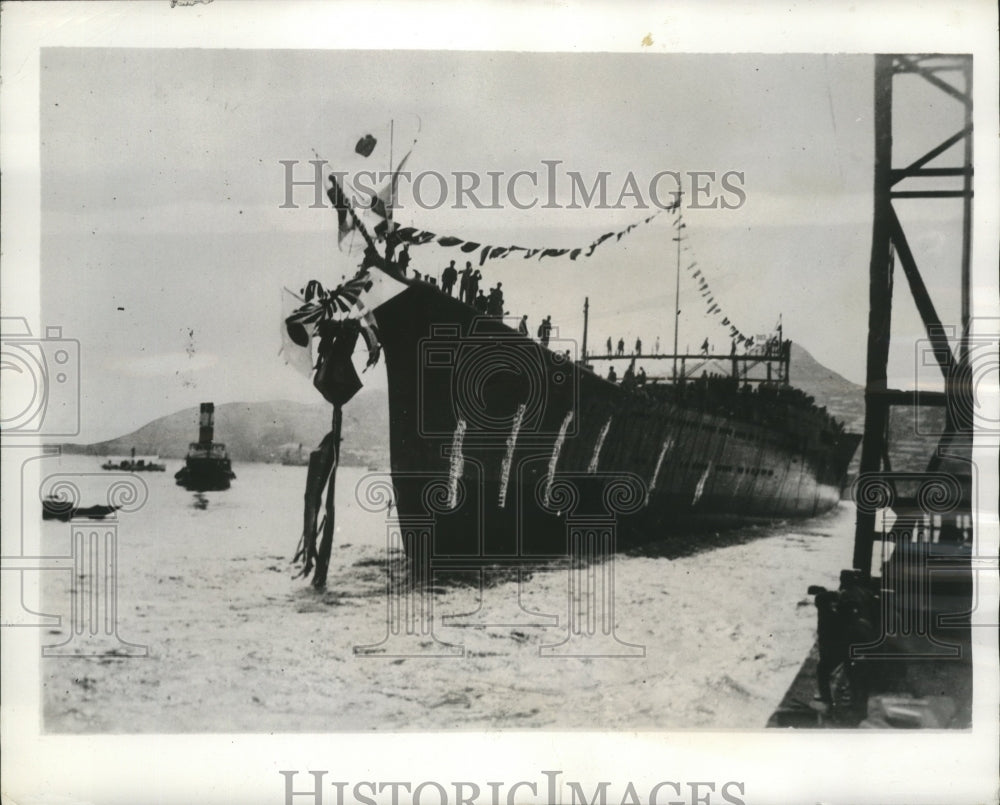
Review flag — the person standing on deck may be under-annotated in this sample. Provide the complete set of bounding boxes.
[487,283,505,317]
[635,337,642,355]
[616,338,625,357]
[608,365,617,382]
[468,269,482,304]
[654,336,660,354]
[441,260,458,296]
[538,315,552,347]
[518,315,529,336]
[606,337,612,356]
[474,290,488,314]
[396,245,410,278]
[459,262,473,303]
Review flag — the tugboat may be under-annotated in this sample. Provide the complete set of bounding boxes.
[174,402,236,491]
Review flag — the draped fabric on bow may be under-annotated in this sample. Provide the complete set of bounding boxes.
[284,275,382,588]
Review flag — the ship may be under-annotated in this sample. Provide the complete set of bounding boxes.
[101,447,166,472]
[372,282,860,560]
[284,167,860,576]
[174,402,236,491]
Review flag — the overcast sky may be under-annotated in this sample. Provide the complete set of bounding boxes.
[41,48,969,442]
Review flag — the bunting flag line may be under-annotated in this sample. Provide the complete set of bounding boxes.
[329,123,674,271]
[382,200,678,267]
[675,212,757,347]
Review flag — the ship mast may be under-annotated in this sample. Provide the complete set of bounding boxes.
[671,220,685,383]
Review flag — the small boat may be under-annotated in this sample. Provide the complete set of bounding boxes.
[42,496,119,522]
[174,402,236,491]
[101,447,166,472]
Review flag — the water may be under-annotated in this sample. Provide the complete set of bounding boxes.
[38,455,855,732]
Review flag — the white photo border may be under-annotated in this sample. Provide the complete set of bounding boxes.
[2,2,998,804]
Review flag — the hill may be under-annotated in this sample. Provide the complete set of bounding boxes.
[787,342,944,473]
[786,342,865,432]
[63,392,390,468]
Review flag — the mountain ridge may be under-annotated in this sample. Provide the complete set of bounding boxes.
[62,393,390,467]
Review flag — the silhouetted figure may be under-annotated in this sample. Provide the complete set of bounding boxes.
[635,338,642,355]
[429,276,438,288]
[397,244,410,277]
[654,336,660,354]
[441,260,458,296]
[538,315,552,347]
[608,366,617,383]
[606,337,612,356]
[637,367,647,385]
[616,338,625,357]
[701,338,710,355]
[518,315,529,336]
[810,577,875,713]
[474,290,488,314]
[487,284,505,317]
[468,269,482,303]
[459,262,473,303]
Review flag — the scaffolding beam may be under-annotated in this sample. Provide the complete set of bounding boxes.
[852,54,974,576]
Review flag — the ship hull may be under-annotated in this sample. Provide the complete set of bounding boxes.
[374,285,859,563]
[175,458,235,491]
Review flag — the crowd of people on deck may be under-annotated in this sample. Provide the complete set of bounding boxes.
[396,254,560,348]
[388,248,680,391]
[606,362,649,388]
[640,370,845,436]
[389,252,809,418]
